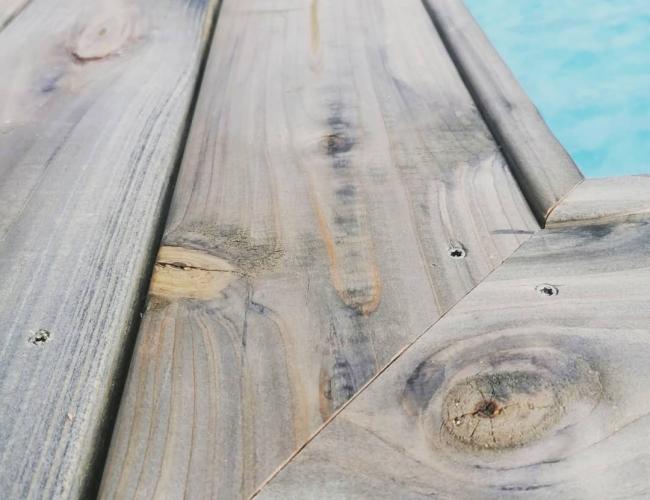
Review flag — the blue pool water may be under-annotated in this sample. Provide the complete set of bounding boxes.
[463,0,650,177]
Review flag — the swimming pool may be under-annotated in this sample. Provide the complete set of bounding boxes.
[463,0,650,178]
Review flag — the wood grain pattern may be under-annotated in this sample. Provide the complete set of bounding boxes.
[99,0,538,497]
[256,218,650,499]
[423,0,583,224]
[547,175,650,227]
[0,0,30,30]
[0,0,219,497]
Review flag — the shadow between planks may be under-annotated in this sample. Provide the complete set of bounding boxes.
[0,0,221,497]
[98,0,542,498]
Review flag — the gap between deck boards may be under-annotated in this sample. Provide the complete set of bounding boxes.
[77,2,226,497]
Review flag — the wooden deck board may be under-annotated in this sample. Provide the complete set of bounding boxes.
[99,0,539,497]
[255,215,650,499]
[547,175,650,227]
[423,0,583,224]
[0,0,219,497]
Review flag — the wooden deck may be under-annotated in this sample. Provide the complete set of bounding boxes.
[0,0,647,499]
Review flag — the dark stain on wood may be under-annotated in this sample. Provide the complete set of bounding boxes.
[402,359,445,414]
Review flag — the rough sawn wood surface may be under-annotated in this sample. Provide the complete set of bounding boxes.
[99,0,538,498]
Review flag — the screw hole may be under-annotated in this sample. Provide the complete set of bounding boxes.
[449,245,466,259]
[535,284,558,297]
[29,329,50,345]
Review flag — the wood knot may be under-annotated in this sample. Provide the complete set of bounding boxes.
[150,246,240,300]
[71,4,140,62]
[443,371,561,449]
[401,339,604,453]
[442,361,602,450]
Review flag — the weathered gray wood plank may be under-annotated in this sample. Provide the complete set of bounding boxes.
[423,0,583,224]
[256,218,650,499]
[0,0,30,29]
[547,175,650,227]
[0,0,219,497]
[99,0,538,498]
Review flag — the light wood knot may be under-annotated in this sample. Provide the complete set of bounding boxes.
[401,340,604,452]
[71,5,139,62]
[441,359,602,450]
[443,372,561,449]
[150,246,240,300]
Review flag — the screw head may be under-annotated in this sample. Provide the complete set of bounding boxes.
[29,329,50,345]
[535,284,559,297]
[449,245,466,259]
